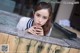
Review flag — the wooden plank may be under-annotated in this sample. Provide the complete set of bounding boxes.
[33,41,42,53]
[40,42,51,53]
[79,50,80,53]
[0,32,9,44]
[6,35,19,53]
[54,45,61,53]
[49,44,58,53]
[28,40,38,53]
[16,38,31,53]
[69,48,79,53]
[0,32,9,53]
[60,47,70,53]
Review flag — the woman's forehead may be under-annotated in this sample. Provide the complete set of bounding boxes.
[35,9,49,17]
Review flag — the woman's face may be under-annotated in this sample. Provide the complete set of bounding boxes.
[34,9,49,26]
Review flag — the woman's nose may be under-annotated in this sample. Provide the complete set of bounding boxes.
[38,17,42,22]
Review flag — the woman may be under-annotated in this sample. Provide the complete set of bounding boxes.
[17,2,53,36]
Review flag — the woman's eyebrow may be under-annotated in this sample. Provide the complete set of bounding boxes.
[37,12,48,18]
[43,15,48,18]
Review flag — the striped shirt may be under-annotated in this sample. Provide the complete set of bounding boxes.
[26,18,34,29]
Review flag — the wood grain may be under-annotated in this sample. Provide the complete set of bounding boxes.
[0,32,9,53]
[7,35,19,53]
[16,38,31,53]
[69,48,79,53]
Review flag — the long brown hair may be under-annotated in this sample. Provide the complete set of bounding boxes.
[33,2,53,35]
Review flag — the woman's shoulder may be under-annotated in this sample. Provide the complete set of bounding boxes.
[16,17,31,30]
[20,17,31,21]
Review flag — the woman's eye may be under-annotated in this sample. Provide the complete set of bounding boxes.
[36,13,40,17]
[43,16,47,19]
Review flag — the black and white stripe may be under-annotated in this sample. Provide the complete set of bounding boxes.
[26,18,34,29]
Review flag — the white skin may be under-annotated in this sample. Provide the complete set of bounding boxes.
[27,9,49,36]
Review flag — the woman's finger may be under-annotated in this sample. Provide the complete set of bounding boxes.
[33,26,43,30]
[26,26,36,35]
[35,29,42,32]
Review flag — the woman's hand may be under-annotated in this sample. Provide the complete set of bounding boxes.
[26,26,44,36]
[26,26,37,35]
[35,26,44,36]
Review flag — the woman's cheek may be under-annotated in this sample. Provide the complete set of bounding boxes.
[42,20,47,26]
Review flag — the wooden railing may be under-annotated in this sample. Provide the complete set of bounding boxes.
[0,32,80,53]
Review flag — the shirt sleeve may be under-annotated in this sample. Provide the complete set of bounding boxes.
[16,17,30,31]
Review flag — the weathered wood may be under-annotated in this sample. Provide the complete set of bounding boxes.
[28,40,37,53]
[40,43,51,53]
[60,47,70,53]
[63,39,80,49]
[7,35,19,53]
[79,50,80,53]
[0,32,9,53]
[0,32,9,44]
[16,38,31,53]
[0,32,80,53]
[34,41,42,53]
[69,48,79,53]
[54,45,61,53]
[49,44,58,53]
